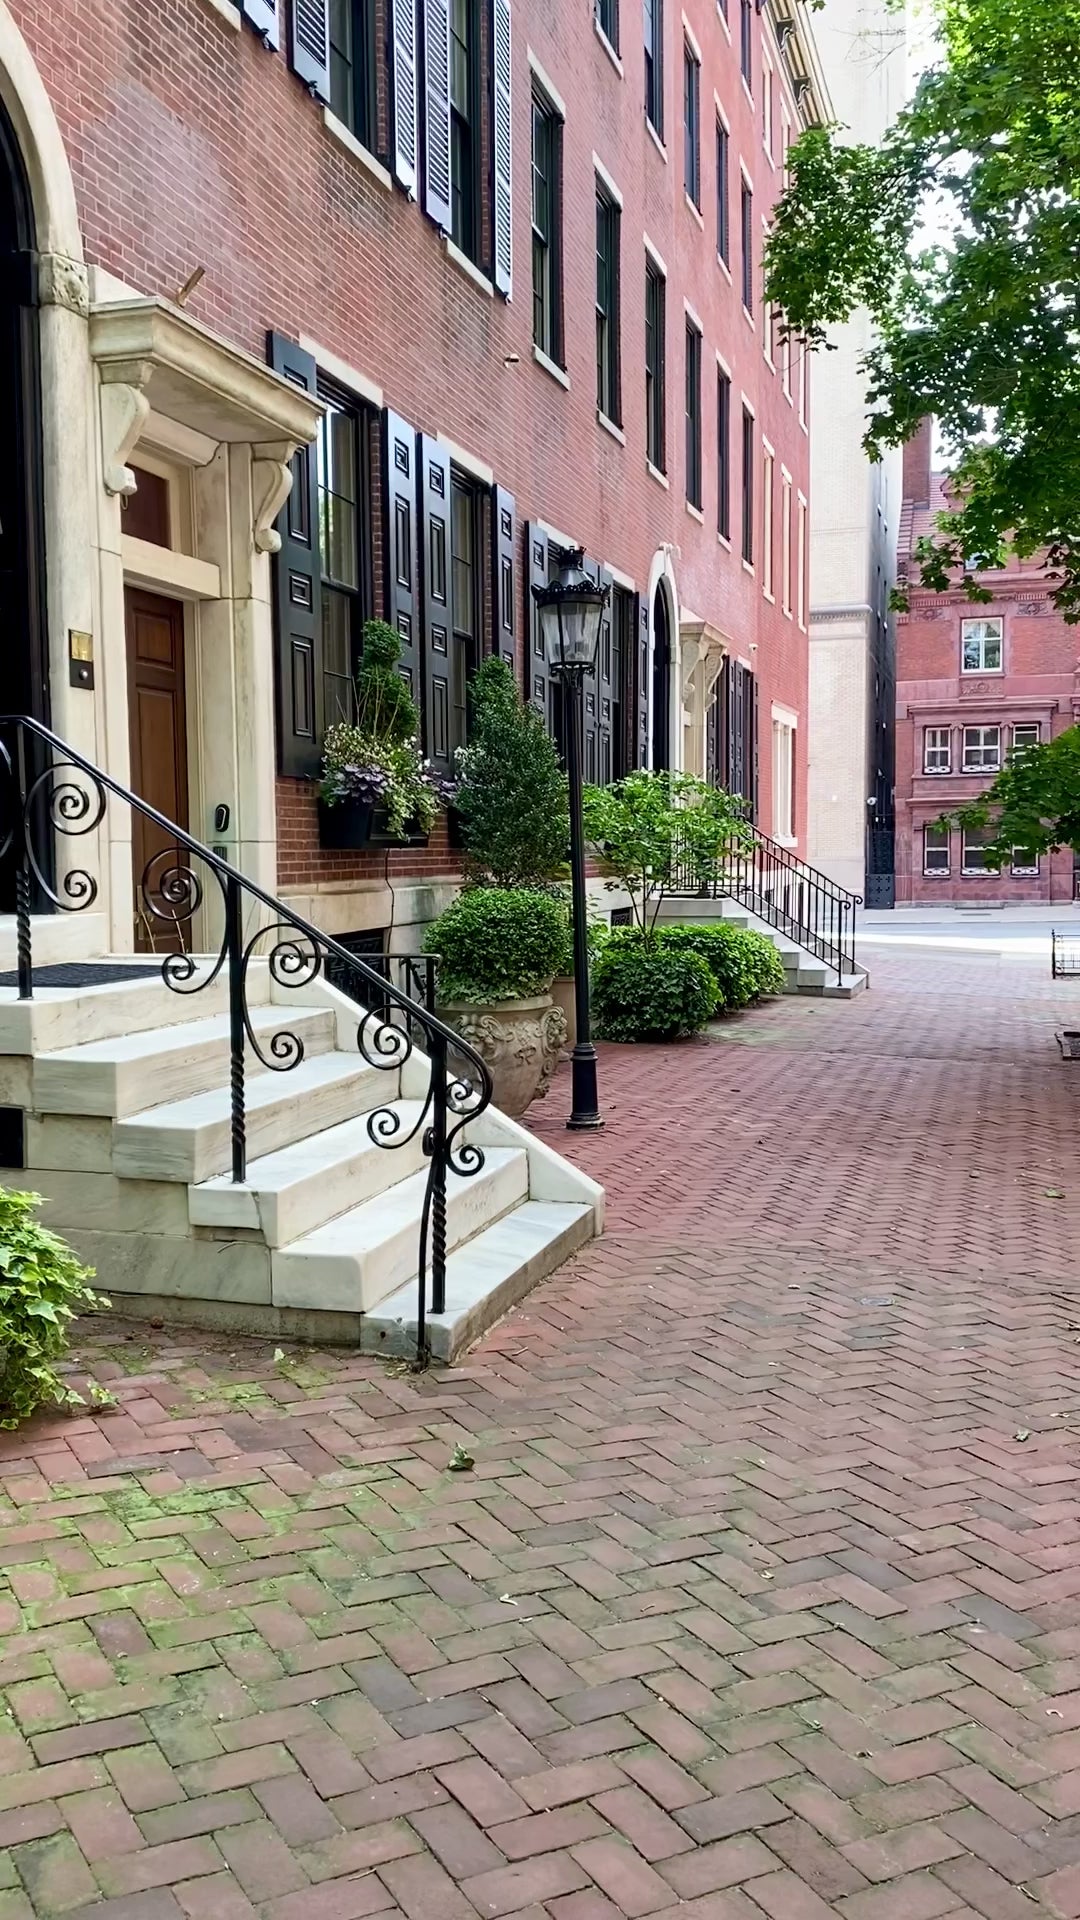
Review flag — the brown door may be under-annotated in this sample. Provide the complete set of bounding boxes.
[125,587,190,952]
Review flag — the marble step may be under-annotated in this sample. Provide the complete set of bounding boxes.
[34,1005,335,1118]
[362,1200,595,1361]
[270,1146,529,1315]
[0,962,270,1057]
[189,1099,430,1246]
[113,1050,396,1185]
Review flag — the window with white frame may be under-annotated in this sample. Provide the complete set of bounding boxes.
[772,713,795,840]
[962,828,993,874]
[961,616,1003,673]
[1012,721,1041,751]
[798,336,807,424]
[762,53,773,157]
[1011,845,1039,875]
[923,824,950,874]
[780,471,791,615]
[761,445,774,597]
[962,724,1001,771]
[796,493,806,627]
[923,726,951,773]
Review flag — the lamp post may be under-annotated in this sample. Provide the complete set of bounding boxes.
[533,546,609,1131]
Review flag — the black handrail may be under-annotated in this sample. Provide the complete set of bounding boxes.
[0,715,492,1366]
[671,821,861,985]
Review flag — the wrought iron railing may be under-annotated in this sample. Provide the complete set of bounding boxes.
[671,823,861,985]
[0,715,492,1364]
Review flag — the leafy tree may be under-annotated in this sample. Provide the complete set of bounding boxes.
[354,620,421,744]
[454,658,569,887]
[764,0,1080,617]
[945,726,1080,866]
[582,771,749,940]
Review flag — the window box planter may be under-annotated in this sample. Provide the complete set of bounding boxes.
[317,799,430,851]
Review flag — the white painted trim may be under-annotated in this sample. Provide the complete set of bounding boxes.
[594,17,624,73]
[322,109,393,192]
[716,347,732,378]
[771,701,798,727]
[643,232,668,276]
[121,536,221,602]
[684,297,703,332]
[681,12,702,61]
[445,236,494,295]
[686,501,704,524]
[714,93,730,131]
[200,0,241,27]
[716,0,731,42]
[597,410,625,445]
[685,192,704,230]
[740,391,756,418]
[437,432,494,486]
[762,433,775,457]
[646,459,669,490]
[298,336,384,410]
[527,49,567,118]
[593,154,623,206]
[645,118,668,164]
[604,560,635,591]
[533,343,570,388]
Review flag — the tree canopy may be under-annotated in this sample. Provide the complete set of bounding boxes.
[764,0,1080,616]
[947,726,1080,865]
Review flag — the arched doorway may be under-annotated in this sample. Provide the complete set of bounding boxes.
[0,99,45,722]
[651,584,671,772]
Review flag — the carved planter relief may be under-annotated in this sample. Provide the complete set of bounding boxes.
[439,992,567,1117]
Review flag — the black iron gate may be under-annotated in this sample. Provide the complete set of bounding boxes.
[865,823,895,909]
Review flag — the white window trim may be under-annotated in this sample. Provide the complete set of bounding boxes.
[644,232,668,277]
[593,155,624,206]
[716,0,731,42]
[646,118,668,163]
[534,342,569,388]
[437,433,494,487]
[682,12,703,61]
[923,725,952,774]
[962,724,1001,771]
[962,835,993,876]
[594,16,624,72]
[200,0,240,27]
[527,50,567,118]
[684,296,703,332]
[960,615,1004,674]
[299,336,383,410]
[1011,848,1040,875]
[923,826,951,876]
[323,109,393,193]
[446,236,494,295]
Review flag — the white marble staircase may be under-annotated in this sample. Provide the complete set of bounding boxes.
[656,896,868,997]
[0,959,601,1360]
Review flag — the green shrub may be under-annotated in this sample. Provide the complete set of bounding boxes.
[426,886,568,1002]
[454,658,569,887]
[659,923,786,1009]
[0,1189,108,1429]
[354,619,422,746]
[591,935,719,1042]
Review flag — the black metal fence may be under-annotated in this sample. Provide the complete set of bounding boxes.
[671,823,861,985]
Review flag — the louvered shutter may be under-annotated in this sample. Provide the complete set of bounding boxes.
[391,0,419,194]
[491,486,516,668]
[268,333,322,779]
[422,0,452,231]
[241,0,280,46]
[491,0,513,296]
[418,435,454,777]
[289,0,330,99]
[633,593,649,768]
[381,410,420,709]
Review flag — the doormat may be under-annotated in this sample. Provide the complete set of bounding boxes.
[0,963,161,990]
[1057,1030,1080,1060]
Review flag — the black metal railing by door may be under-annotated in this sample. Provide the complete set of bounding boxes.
[0,715,492,1365]
[671,822,861,985]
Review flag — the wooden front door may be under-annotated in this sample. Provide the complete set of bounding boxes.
[125,587,190,952]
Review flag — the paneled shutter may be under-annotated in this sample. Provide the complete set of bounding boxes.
[579,557,606,787]
[491,0,513,296]
[633,592,649,769]
[268,333,321,779]
[525,522,559,749]
[750,672,760,822]
[422,0,452,231]
[391,0,419,194]
[596,568,614,786]
[418,435,454,777]
[381,410,420,708]
[491,486,516,668]
[241,0,280,47]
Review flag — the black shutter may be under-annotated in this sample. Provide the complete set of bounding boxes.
[730,659,744,799]
[391,0,419,194]
[750,672,760,822]
[268,332,321,779]
[241,0,280,46]
[633,592,649,769]
[597,568,614,786]
[418,434,454,777]
[525,522,560,748]
[289,0,330,98]
[492,486,516,668]
[381,409,420,709]
[422,0,452,230]
[491,0,513,295]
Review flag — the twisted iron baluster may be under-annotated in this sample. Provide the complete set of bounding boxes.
[14,728,31,1000]
[427,1028,450,1320]
[225,876,246,1183]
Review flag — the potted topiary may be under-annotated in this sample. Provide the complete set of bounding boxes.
[424,887,569,1115]
[453,657,569,886]
[317,621,441,849]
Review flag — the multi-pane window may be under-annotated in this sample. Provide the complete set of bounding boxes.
[450,473,482,755]
[596,0,619,50]
[1012,721,1041,751]
[644,0,663,135]
[961,617,1003,673]
[685,321,702,509]
[717,368,731,541]
[683,41,700,206]
[924,726,951,773]
[317,389,368,726]
[772,716,795,840]
[1012,846,1039,875]
[329,0,376,149]
[762,54,773,155]
[645,255,666,471]
[962,724,1001,771]
[761,446,774,595]
[780,471,791,613]
[532,92,563,363]
[716,119,730,266]
[450,0,480,260]
[741,405,754,565]
[740,0,751,85]
[740,178,753,311]
[596,186,621,423]
[962,829,993,874]
[924,825,950,874]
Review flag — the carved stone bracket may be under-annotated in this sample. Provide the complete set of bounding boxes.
[679,619,728,710]
[99,360,154,497]
[38,253,90,318]
[252,440,298,554]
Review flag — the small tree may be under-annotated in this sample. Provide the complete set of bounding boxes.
[947,727,1080,868]
[582,771,749,941]
[354,620,421,744]
[454,658,569,887]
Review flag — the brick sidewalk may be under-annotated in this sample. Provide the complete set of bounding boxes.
[3,942,1080,1919]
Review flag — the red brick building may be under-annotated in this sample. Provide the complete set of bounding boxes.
[0,0,826,954]
[895,424,1080,906]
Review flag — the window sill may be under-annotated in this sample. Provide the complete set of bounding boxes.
[686,499,704,523]
[773,832,797,849]
[201,0,240,27]
[445,236,494,295]
[743,305,756,330]
[742,76,754,107]
[716,3,731,40]
[646,459,669,489]
[597,409,625,444]
[742,558,755,576]
[717,253,732,284]
[718,529,731,550]
[645,118,668,163]
[960,668,1004,677]
[685,192,704,229]
[534,343,569,388]
[924,870,952,879]
[594,17,624,72]
[763,588,775,604]
[323,110,393,193]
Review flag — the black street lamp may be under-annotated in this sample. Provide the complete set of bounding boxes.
[533,546,609,1131]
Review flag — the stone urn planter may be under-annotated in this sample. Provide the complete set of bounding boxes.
[439,992,567,1117]
[550,975,576,1051]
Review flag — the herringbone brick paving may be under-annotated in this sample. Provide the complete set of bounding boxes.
[3,942,1080,1918]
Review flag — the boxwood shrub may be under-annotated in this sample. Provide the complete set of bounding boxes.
[591,936,719,1042]
[659,923,787,1009]
[426,886,568,1002]
[0,1188,108,1430]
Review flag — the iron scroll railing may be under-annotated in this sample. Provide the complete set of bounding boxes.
[671,823,861,985]
[0,715,492,1364]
